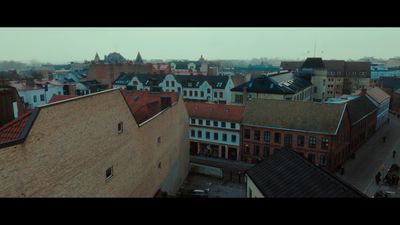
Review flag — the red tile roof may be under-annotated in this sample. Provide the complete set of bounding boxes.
[121,90,178,124]
[48,95,77,104]
[354,87,390,104]
[0,110,33,144]
[185,102,245,123]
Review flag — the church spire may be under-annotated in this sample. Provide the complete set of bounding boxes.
[94,52,100,63]
[135,52,143,64]
[199,54,205,62]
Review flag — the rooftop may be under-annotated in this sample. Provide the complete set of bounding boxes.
[0,110,33,145]
[353,87,390,104]
[246,149,366,198]
[242,98,346,134]
[48,95,77,104]
[185,101,245,123]
[346,95,378,125]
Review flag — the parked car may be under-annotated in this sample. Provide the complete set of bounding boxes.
[191,189,210,198]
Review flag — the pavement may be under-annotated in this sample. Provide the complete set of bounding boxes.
[177,173,245,198]
[337,113,400,197]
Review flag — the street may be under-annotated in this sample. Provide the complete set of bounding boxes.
[337,113,400,197]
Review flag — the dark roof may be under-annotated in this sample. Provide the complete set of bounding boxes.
[231,72,311,94]
[175,75,229,89]
[113,73,167,86]
[242,98,346,134]
[344,61,371,77]
[324,60,346,75]
[280,61,303,71]
[346,95,378,125]
[135,52,143,64]
[171,61,201,70]
[301,57,325,69]
[381,77,400,90]
[246,149,366,198]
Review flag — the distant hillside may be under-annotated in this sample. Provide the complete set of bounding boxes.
[0,60,29,71]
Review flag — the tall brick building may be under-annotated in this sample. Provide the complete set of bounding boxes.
[0,89,189,197]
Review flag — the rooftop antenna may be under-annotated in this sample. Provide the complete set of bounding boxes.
[313,40,317,57]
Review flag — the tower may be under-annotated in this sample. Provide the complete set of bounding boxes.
[135,52,143,64]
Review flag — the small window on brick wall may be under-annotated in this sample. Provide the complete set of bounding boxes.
[118,122,123,134]
[158,162,162,169]
[157,136,161,144]
[106,167,113,180]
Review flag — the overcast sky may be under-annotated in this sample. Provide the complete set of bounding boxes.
[0,28,399,64]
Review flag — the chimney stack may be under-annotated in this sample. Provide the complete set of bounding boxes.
[360,88,367,96]
[160,96,172,110]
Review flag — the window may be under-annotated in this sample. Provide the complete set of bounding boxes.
[253,145,260,156]
[198,119,203,125]
[263,146,270,158]
[235,95,243,104]
[321,138,329,149]
[191,130,195,137]
[214,92,217,98]
[157,136,161,143]
[284,134,292,146]
[207,88,211,94]
[314,86,317,93]
[309,136,317,148]
[213,121,218,127]
[191,119,196,124]
[106,167,113,180]
[184,90,187,96]
[171,81,175,87]
[231,123,236,129]
[206,132,210,139]
[214,133,219,140]
[33,95,37,103]
[197,130,202,138]
[264,131,270,142]
[221,122,226,127]
[254,130,260,141]
[189,91,193,96]
[320,155,327,166]
[206,120,210,126]
[220,92,223,98]
[40,94,45,101]
[58,91,61,95]
[297,135,305,146]
[244,129,250,139]
[248,188,252,198]
[118,122,123,134]
[166,81,169,87]
[244,145,250,154]
[231,135,237,143]
[274,133,281,143]
[222,134,227,142]
[200,91,204,97]
[194,91,198,97]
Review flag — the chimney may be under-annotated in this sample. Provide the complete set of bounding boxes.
[161,96,172,110]
[242,87,248,104]
[360,88,367,96]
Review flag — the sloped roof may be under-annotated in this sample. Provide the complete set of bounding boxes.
[175,75,229,89]
[280,61,303,71]
[301,58,325,69]
[346,95,378,125]
[230,75,246,87]
[121,90,178,124]
[231,72,311,94]
[114,73,167,86]
[246,149,366,198]
[0,110,33,145]
[242,99,346,134]
[48,95,77,103]
[354,87,390,104]
[344,61,371,77]
[185,101,245,123]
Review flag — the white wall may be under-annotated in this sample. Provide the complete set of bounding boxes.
[246,174,265,198]
[19,85,64,108]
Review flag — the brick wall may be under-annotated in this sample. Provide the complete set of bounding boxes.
[0,90,189,197]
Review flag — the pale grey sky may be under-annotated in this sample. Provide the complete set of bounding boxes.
[0,28,399,64]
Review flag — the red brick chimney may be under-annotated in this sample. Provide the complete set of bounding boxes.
[360,88,367,96]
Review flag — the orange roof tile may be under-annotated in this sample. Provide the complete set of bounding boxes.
[185,101,245,123]
[48,95,77,103]
[0,110,33,144]
[121,90,178,124]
